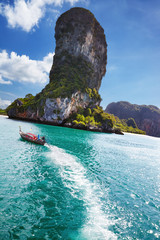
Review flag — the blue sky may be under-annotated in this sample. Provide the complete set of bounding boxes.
[0,0,160,109]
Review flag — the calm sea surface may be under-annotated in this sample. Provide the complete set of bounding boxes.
[0,115,160,240]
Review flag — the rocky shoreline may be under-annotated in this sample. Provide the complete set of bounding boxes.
[7,115,124,135]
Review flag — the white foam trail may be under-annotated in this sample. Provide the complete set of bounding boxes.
[45,144,117,240]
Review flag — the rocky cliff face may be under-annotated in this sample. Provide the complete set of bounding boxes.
[43,91,99,124]
[106,101,160,137]
[50,7,107,91]
[7,8,110,132]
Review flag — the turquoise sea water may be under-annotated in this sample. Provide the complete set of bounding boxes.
[0,115,160,240]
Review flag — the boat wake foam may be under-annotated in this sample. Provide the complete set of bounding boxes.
[45,144,117,240]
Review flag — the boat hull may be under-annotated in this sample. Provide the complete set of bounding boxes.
[20,131,45,145]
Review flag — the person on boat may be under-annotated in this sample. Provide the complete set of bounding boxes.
[41,136,45,141]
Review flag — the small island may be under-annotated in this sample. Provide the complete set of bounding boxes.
[6,7,145,135]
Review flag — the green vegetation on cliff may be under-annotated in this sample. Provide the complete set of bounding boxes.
[48,51,95,98]
[67,106,145,134]
[7,94,35,113]
[85,88,101,102]
[69,105,113,130]
[125,118,138,128]
[110,114,146,135]
[0,108,7,115]
[6,93,44,117]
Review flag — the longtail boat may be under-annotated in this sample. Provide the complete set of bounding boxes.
[19,127,46,145]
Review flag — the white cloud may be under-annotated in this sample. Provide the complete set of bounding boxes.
[0,98,11,109]
[0,75,12,85]
[0,50,54,85]
[0,0,86,32]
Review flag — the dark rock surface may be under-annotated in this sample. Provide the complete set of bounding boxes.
[106,101,160,137]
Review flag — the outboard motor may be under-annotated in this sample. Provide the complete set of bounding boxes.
[41,136,45,143]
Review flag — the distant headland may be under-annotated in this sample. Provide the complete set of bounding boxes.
[106,101,160,137]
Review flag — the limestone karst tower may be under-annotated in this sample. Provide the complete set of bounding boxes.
[49,7,107,93]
